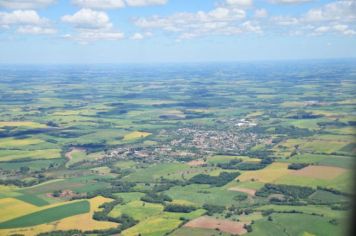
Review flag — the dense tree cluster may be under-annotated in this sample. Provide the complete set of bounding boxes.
[288,163,309,170]
[189,172,240,187]
[256,184,315,199]
[164,204,196,213]
[217,159,242,169]
[217,157,273,171]
[288,111,323,119]
[202,204,225,215]
[140,192,172,204]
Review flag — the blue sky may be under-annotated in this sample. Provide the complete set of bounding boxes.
[0,0,355,63]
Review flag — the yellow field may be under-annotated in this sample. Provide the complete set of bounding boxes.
[238,162,292,183]
[0,137,44,148]
[0,149,61,162]
[122,215,181,236]
[246,111,264,118]
[0,122,47,128]
[0,198,39,222]
[0,185,21,198]
[0,196,118,236]
[124,131,152,141]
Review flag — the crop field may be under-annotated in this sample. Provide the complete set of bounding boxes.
[237,162,292,183]
[0,200,90,229]
[165,184,247,206]
[290,165,347,180]
[121,215,182,236]
[282,153,354,169]
[0,149,61,162]
[0,62,354,235]
[184,216,248,235]
[124,163,192,182]
[0,198,39,222]
[109,200,164,220]
[0,196,118,236]
[274,170,352,192]
[0,122,48,128]
[171,227,231,236]
[0,138,45,148]
[123,131,152,141]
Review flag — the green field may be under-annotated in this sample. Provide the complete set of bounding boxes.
[0,200,90,229]
[247,213,344,236]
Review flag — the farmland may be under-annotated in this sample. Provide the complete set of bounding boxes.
[0,61,355,235]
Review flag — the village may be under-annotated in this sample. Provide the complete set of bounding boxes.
[106,118,265,163]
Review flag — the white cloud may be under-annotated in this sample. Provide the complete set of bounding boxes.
[62,9,124,42]
[131,32,144,40]
[0,10,49,26]
[130,32,153,40]
[314,26,329,34]
[71,0,167,9]
[267,1,355,37]
[0,10,56,35]
[254,9,268,18]
[343,29,356,35]
[304,1,356,22]
[71,0,125,9]
[61,8,112,29]
[134,4,252,39]
[17,25,56,34]
[269,0,312,4]
[272,16,299,25]
[225,0,253,7]
[64,29,124,42]
[0,0,55,9]
[126,0,167,7]
[312,24,356,36]
[241,20,262,33]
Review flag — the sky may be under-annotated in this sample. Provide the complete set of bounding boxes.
[0,0,355,64]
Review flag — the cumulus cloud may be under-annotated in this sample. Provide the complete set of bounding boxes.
[131,32,144,40]
[17,25,56,34]
[71,0,167,9]
[61,8,112,29]
[126,0,167,7]
[304,0,356,22]
[62,8,124,42]
[64,29,124,42]
[272,16,299,25]
[269,0,312,4]
[254,9,268,18]
[225,0,253,7]
[71,0,125,9]
[313,24,356,36]
[0,0,55,9]
[0,9,56,34]
[269,1,356,36]
[134,4,255,39]
[130,31,153,40]
[0,10,49,26]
